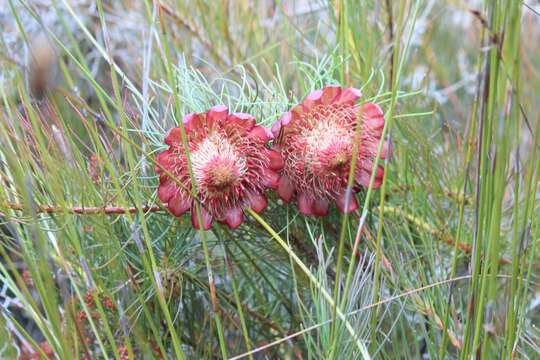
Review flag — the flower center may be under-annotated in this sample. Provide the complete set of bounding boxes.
[304,120,352,175]
[327,147,350,169]
[191,132,246,197]
[207,161,239,190]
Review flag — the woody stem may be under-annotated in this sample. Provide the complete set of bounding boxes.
[2,203,163,215]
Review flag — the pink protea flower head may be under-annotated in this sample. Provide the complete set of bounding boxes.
[271,85,390,216]
[155,105,283,230]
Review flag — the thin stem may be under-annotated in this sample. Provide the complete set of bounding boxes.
[220,232,254,360]
[246,208,371,359]
[2,203,162,215]
[369,0,414,348]
[199,230,229,359]
[230,275,474,360]
[328,103,364,354]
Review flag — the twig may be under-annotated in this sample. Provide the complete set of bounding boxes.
[2,203,162,215]
[380,205,511,265]
[391,184,473,205]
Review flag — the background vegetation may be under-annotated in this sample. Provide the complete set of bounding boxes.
[0,0,539,358]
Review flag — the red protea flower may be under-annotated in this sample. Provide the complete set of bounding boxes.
[155,105,283,230]
[271,85,390,216]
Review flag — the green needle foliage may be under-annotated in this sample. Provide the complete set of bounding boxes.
[0,0,538,359]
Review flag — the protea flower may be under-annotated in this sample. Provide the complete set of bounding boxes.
[155,105,283,230]
[271,86,390,216]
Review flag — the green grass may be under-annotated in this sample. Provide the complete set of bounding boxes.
[0,0,539,358]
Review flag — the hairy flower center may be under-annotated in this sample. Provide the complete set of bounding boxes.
[191,133,246,196]
[207,162,239,189]
[327,147,350,169]
[304,120,352,175]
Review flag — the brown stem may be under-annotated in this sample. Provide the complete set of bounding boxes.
[2,203,163,215]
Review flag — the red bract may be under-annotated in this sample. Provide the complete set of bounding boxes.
[155,105,282,230]
[271,86,390,216]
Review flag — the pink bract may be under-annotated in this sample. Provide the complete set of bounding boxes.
[155,105,282,230]
[271,85,390,216]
